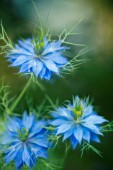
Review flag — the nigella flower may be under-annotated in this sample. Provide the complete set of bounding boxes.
[50,96,108,149]
[1,112,50,169]
[6,35,69,80]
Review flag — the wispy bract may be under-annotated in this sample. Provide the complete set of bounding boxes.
[1,112,50,169]
[50,96,108,149]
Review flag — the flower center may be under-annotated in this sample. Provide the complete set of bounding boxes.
[33,33,45,56]
[71,102,84,121]
[17,127,28,142]
[72,106,83,117]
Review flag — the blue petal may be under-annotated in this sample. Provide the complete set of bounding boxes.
[18,40,34,53]
[45,53,68,64]
[11,55,31,66]
[63,127,74,141]
[22,112,34,130]
[36,147,48,159]
[91,133,101,143]
[70,135,78,149]
[19,61,30,73]
[15,44,32,55]
[82,128,90,142]
[7,118,21,133]
[50,119,69,126]
[42,40,68,55]
[52,107,74,120]
[6,53,20,61]
[22,144,35,167]
[74,125,83,144]
[42,42,57,55]
[84,115,108,124]
[56,123,73,135]
[28,60,37,71]
[82,106,94,118]
[43,69,52,80]
[29,137,49,148]
[33,60,43,77]
[82,122,102,135]
[5,143,22,165]
[14,146,23,168]
[2,133,20,144]
[16,162,24,170]
[39,65,46,79]
[29,120,46,138]
[43,60,59,73]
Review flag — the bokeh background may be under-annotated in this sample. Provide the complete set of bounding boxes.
[0,0,113,170]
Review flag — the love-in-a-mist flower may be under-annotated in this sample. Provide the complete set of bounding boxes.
[50,96,108,149]
[1,112,50,169]
[6,34,69,80]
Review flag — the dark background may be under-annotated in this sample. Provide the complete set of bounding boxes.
[0,0,113,170]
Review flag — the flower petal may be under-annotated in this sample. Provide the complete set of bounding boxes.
[50,119,69,126]
[33,60,43,77]
[82,128,90,142]
[84,115,108,124]
[74,125,83,144]
[23,112,34,130]
[43,60,59,73]
[11,55,31,66]
[91,133,101,143]
[46,53,68,64]
[56,123,73,135]
[70,135,78,149]
[63,127,74,141]
[82,122,102,135]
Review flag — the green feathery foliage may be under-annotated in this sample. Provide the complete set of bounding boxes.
[81,141,102,157]
[0,22,13,55]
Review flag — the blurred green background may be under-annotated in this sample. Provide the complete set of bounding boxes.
[0,0,113,169]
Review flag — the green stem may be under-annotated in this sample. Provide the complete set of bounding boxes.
[9,78,31,114]
[36,81,57,108]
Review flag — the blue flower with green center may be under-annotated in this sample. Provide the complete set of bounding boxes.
[6,36,69,80]
[1,112,50,169]
[50,96,108,149]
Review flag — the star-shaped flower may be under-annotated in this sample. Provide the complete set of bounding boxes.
[50,96,108,149]
[1,112,50,169]
[6,36,69,80]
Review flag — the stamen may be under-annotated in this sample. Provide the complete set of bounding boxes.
[33,32,45,55]
[17,127,28,142]
[71,101,84,120]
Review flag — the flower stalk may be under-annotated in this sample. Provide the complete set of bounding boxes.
[9,77,31,114]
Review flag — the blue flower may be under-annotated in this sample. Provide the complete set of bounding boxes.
[6,36,69,80]
[1,112,50,169]
[50,96,108,149]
